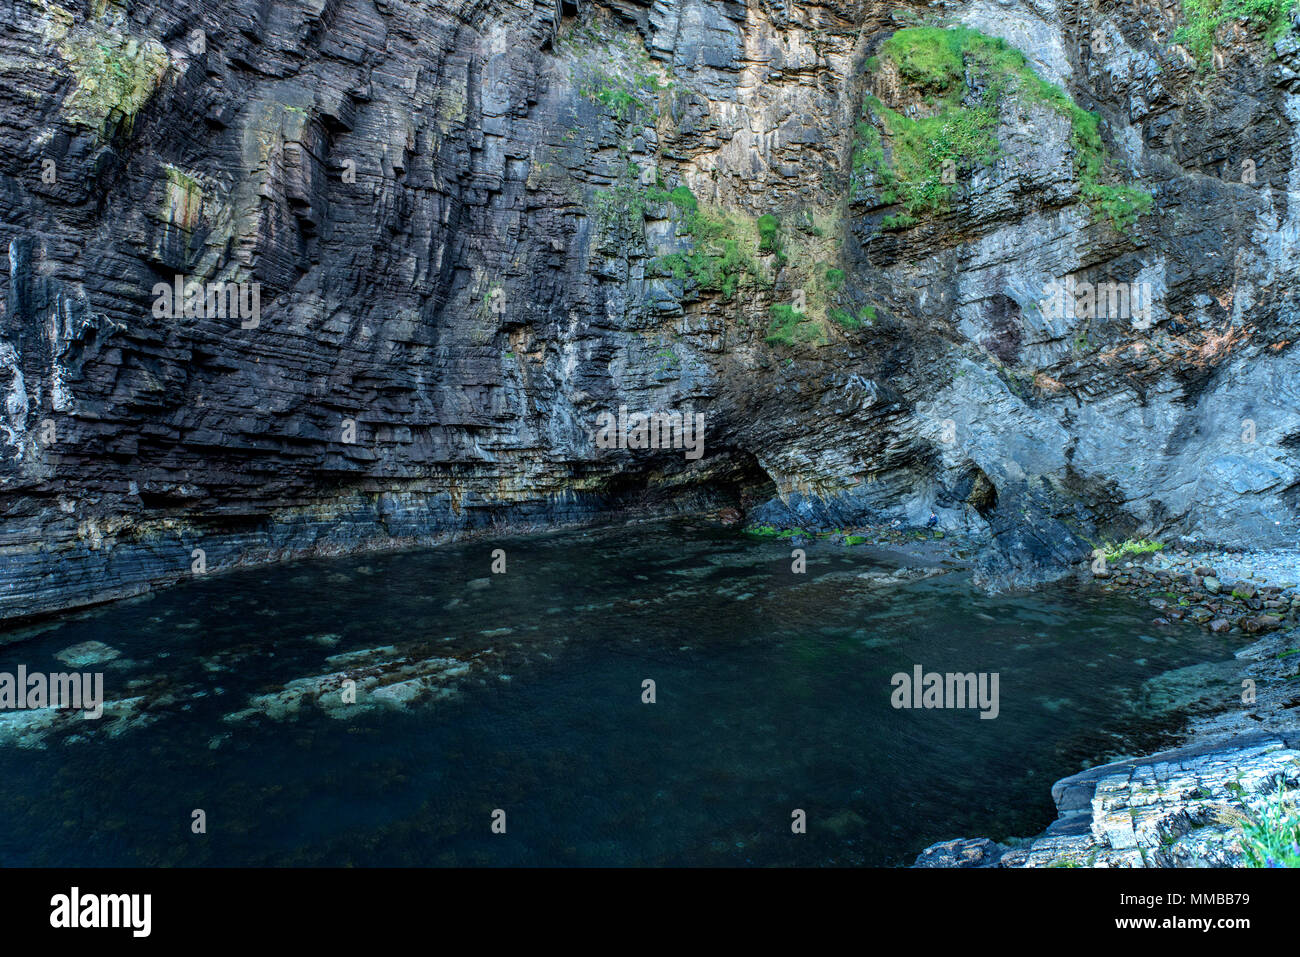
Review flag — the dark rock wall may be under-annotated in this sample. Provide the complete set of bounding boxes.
[1,0,1298,620]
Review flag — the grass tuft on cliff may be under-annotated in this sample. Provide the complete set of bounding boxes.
[1237,783,1300,867]
[765,304,822,345]
[828,304,876,329]
[1101,538,1165,563]
[857,26,1153,233]
[649,185,767,301]
[1175,0,1299,67]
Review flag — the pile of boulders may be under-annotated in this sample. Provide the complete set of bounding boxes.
[1095,560,1299,636]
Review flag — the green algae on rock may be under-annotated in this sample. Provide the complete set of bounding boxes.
[58,27,168,137]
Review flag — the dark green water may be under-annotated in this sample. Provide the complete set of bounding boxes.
[0,520,1239,866]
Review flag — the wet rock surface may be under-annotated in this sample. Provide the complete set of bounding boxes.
[1091,545,1300,639]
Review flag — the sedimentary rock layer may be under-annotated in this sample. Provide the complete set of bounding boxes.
[3,0,1299,619]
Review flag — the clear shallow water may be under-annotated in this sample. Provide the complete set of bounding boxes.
[0,520,1240,866]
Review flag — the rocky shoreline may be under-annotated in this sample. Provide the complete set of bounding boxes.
[1094,545,1300,637]
[916,545,1300,868]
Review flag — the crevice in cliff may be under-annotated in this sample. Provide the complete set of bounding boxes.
[592,447,776,516]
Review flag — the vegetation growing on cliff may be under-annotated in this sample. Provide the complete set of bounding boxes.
[560,19,673,124]
[649,185,767,301]
[765,304,821,345]
[579,67,669,122]
[829,304,876,329]
[1237,783,1300,867]
[857,26,1153,233]
[593,177,650,237]
[763,208,867,344]
[593,177,859,347]
[757,213,784,260]
[58,28,169,136]
[1175,0,1299,67]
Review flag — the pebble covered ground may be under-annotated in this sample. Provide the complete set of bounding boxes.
[1096,545,1300,637]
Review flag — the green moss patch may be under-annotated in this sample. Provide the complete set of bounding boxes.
[765,303,822,345]
[1174,0,1298,67]
[1102,538,1165,562]
[858,26,1152,233]
[59,29,168,136]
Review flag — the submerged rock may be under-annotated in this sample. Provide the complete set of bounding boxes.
[223,645,481,724]
[54,641,121,667]
[854,566,947,587]
[914,837,1008,868]
[0,694,151,749]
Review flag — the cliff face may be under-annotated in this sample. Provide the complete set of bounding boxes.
[2,0,1299,622]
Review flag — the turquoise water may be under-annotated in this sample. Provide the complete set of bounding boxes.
[0,520,1239,866]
